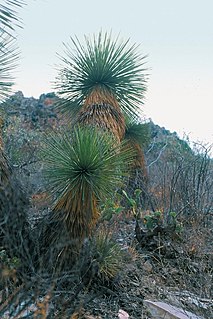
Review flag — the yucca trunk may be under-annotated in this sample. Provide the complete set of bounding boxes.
[76,90,125,141]
[40,212,100,270]
[42,185,100,267]
[54,190,99,240]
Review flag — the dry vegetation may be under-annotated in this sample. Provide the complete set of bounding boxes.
[0,103,212,318]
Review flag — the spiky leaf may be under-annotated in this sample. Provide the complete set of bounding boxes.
[0,33,19,101]
[0,0,25,34]
[125,117,151,147]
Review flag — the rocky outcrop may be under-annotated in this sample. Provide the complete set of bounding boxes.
[1,91,58,128]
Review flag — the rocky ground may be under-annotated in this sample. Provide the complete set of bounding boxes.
[23,198,213,319]
[74,216,213,319]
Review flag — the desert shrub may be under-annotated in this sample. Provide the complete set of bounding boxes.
[4,117,43,166]
[2,117,51,199]
[147,138,213,223]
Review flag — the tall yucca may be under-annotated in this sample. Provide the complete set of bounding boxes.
[43,127,133,240]
[55,31,148,141]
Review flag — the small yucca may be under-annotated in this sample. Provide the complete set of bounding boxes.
[94,229,124,280]
[43,126,134,240]
[124,117,150,170]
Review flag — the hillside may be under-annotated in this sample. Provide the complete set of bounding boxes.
[0,92,212,318]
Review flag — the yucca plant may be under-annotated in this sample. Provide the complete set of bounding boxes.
[55,31,148,141]
[93,229,124,281]
[125,117,150,171]
[124,117,151,207]
[43,126,134,241]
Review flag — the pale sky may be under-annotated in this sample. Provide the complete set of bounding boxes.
[14,0,213,145]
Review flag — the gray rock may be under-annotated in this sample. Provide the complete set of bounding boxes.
[144,300,203,319]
